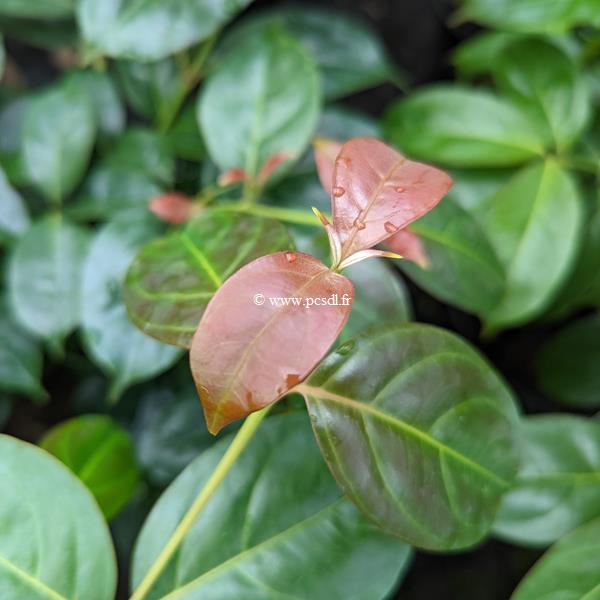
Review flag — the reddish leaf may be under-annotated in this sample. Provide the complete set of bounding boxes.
[217,168,247,187]
[257,151,294,186]
[331,137,452,259]
[385,228,430,268]
[190,251,354,434]
[313,138,343,194]
[149,192,195,224]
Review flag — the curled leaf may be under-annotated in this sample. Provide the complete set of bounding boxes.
[190,251,354,434]
[331,137,452,259]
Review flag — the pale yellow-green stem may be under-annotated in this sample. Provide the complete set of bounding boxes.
[129,406,272,600]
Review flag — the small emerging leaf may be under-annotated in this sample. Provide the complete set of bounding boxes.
[385,228,429,268]
[149,192,195,224]
[190,251,354,434]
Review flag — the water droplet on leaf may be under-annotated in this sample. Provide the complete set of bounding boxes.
[395,186,405,193]
[285,252,296,263]
[384,221,399,234]
[353,218,366,230]
[332,186,345,197]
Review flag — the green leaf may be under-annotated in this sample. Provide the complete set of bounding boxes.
[8,215,90,344]
[453,31,523,79]
[511,517,600,599]
[22,82,96,204]
[494,38,591,151]
[383,85,549,167]
[477,160,582,330]
[299,323,520,550]
[0,299,46,401]
[535,314,600,409]
[124,210,294,348]
[341,258,412,340]
[163,103,206,162]
[115,57,180,122]
[104,127,174,186]
[399,196,505,318]
[69,164,162,221]
[0,15,77,49]
[548,201,600,318]
[199,26,320,177]
[131,412,411,599]
[40,414,141,520]
[458,0,600,33]
[494,414,600,547]
[221,6,396,100]
[132,379,213,486]
[64,70,125,141]
[77,0,253,61]
[0,165,30,242]
[0,0,73,19]
[0,35,4,79]
[81,218,182,401]
[0,95,31,186]
[0,434,116,599]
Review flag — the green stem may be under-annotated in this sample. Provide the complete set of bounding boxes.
[129,406,272,600]
[158,33,218,133]
[219,202,328,226]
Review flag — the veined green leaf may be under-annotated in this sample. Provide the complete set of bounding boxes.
[478,160,582,331]
[0,165,29,243]
[494,414,600,546]
[199,26,320,178]
[300,323,520,550]
[131,413,411,599]
[40,415,141,520]
[81,218,182,401]
[124,210,294,348]
[384,85,550,167]
[512,517,600,599]
[0,434,116,599]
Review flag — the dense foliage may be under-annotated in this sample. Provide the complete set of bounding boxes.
[0,1,598,599]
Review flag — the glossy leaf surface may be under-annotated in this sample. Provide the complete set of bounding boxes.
[477,160,582,330]
[459,0,600,33]
[512,517,600,600]
[0,300,46,401]
[494,38,590,150]
[64,70,125,141]
[40,415,141,520]
[70,165,162,221]
[8,215,90,343]
[0,434,116,599]
[81,219,182,401]
[125,211,294,348]
[190,251,353,434]
[132,379,212,486]
[341,258,412,340]
[0,165,29,242]
[494,414,600,547]
[536,314,600,409]
[300,323,520,550]
[22,83,95,203]
[199,26,320,177]
[399,196,505,318]
[330,137,452,258]
[132,412,410,599]
[221,6,395,100]
[78,0,253,61]
[384,85,549,167]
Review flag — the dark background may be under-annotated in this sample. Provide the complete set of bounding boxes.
[6,0,581,598]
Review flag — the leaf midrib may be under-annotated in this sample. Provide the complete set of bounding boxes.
[297,383,510,489]
[0,553,66,600]
[160,499,344,599]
